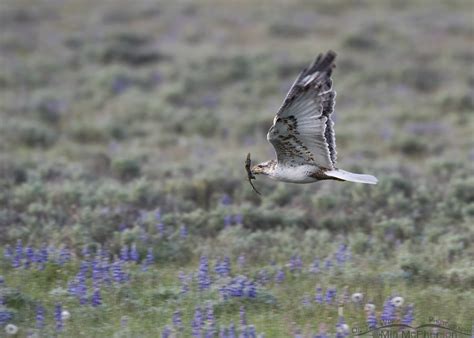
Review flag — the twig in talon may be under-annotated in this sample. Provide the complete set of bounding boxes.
[245,153,261,195]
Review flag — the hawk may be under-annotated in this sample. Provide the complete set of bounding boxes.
[246,51,377,194]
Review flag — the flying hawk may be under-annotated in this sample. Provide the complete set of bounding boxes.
[246,50,377,194]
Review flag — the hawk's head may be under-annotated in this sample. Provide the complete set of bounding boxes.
[251,160,276,176]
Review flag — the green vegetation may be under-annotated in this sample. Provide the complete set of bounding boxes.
[0,0,473,336]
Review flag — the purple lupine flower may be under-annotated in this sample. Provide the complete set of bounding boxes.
[55,303,63,331]
[35,243,48,270]
[111,259,128,283]
[36,304,45,329]
[220,194,232,206]
[198,256,211,291]
[180,225,188,239]
[192,307,203,337]
[325,287,337,305]
[142,248,154,272]
[246,281,257,298]
[228,322,236,338]
[207,304,216,334]
[335,244,348,265]
[12,240,23,268]
[130,244,139,263]
[91,288,102,307]
[233,214,243,225]
[257,269,269,285]
[24,245,35,269]
[222,256,231,275]
[239,306,247,327]
[172,310,183,331]
[401,304,414,325]
[156,222,165,238]
[335,316,349,337]
[315,285,323,304]
[120,245,129,262]
[0,306,13,325]
[367,310,377,329]
[275,269,285,283]
[380,297,396,323]
[161,325,171,338]
[289,256,303,273]
[224,215,232,228]
[324,259,333,271]
[58,247,71,266]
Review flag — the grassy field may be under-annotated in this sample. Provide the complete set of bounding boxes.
[0,0,473,336]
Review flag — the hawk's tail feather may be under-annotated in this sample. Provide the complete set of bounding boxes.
[325,169,378,185]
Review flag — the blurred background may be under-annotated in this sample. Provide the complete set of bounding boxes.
[0,0,473,335]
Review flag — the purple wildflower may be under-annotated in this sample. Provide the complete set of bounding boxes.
[58,247,71,266]
[224,215,232,228]
[198,256,211,291]
[156,222,165,238]
[380,297,396,323]
[207,304,216,334]
[36,304,45,329]
[324,259,333,271]
[91,288,102,307]
[172,310,183,331]
[220,194,232,206]
[161,325,171,338]
[142,247,154,271]
[55,303,63,332]
[112,259,128,283]
[24,245,35,269]
[257,269,269,285]
[315,285,324,304]
[335,316,349,337]
[0,307,13,325]
[367,310,377,329]
[402,304,414,325]
[180,225,188,238]
[325,287,337,305]
[302,294,311,307]
[192,307,203,337]
[12,240,23,268]
[120,245,129,262]
[228,322,236,338]
[335,244,348,265]
[130,244,139,263]
[233,214,243,225]
[275,269,285,283]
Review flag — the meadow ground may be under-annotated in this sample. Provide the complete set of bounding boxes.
[0,0,473,336]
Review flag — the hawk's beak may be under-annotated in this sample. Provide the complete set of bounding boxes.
[251,165,262,175]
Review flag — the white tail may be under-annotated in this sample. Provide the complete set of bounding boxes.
[325,169,378,184]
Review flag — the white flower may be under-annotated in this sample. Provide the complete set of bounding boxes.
[351,292,363,303]
[5,324,18,335]
[391,296,404,307]
[61,310,71,320]
[364,303,376,312]
[336,323,349,333]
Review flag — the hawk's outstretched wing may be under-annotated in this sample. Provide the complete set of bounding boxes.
[267,51,337,169]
